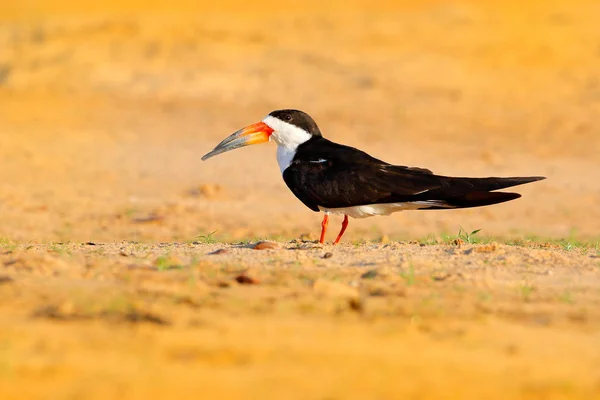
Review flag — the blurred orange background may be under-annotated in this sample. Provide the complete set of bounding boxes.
[2,4,600,400]
[1,0,599,242]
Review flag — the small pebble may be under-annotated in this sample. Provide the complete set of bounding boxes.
[348,297,364,312]
[131,213,164,224]
[235,274,259,285]
[253,241,279,250]
[431,272,452,281]
[361,269,378,279]
[209,249,229,255]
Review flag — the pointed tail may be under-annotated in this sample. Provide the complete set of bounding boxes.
[422,176,545,210]
[454,176,546,192]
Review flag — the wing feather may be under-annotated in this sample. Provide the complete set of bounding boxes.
[281,139,441,211]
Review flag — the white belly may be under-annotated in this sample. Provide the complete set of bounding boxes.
[319,201,452,219]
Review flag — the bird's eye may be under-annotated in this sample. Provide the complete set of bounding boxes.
[284,114,292,122]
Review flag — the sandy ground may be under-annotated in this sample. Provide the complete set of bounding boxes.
[1,240,600,399]
[1,0,600,398]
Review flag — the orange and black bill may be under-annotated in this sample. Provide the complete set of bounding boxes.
[201,122,274,161]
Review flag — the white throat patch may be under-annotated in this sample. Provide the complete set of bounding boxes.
[262,115,313,174]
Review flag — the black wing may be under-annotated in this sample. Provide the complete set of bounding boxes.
[282,137,545,212]
[282,137,441,211]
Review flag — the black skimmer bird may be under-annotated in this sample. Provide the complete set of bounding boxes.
[202,110,545,245]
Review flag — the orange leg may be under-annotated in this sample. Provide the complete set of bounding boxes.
[319,214,329,244]
[333,215,349,245]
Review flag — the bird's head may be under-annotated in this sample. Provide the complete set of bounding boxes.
[201,109,321,161]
